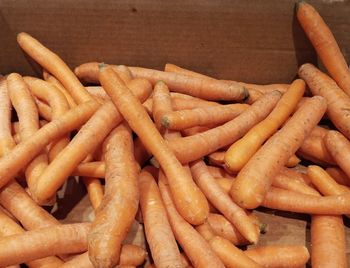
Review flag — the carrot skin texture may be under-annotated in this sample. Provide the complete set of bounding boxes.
[296,2,350,97]
[99,66,209,225]
[167,91,282,164]
[230,96,327,209]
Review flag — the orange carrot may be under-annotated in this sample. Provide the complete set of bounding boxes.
[181,126,211,137]
[285,154,301,167]
[326,167,350,187]
[17,33,94,104]
[158,173,225,268]
[207,166,235,179]
[262,186,350,214]
[324,130,350,179]
[99,65,208,225]
[230,96,326,209]
[89,124,139,268]
[152,81,173,130]
[161,104,249,130]
[34,98,53,121]
[167,91,281,164]
[296,2,350,96]
[245,245,310,268]
[190,160,259,244]
[0,223,90,267]
[73,161,105,178]
[82,177,103,210]
[225,79,305,172]
[299,63,350,139]
[139,169,183,268]
[0,100,99,189]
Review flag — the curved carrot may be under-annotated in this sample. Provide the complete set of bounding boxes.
[167,91,281,164]
[244,245,310,268]
[152,81,173,130]
[161,104,249,130]
[190,160,259,244]
[0,223,90,267]
[231,96,326,209]
[326,167,350,187]
[324,130,350,178]
[0,100,99,189]
[296,2,350,96]
[99,65,208,225]
[158,173,225,268]
[139,169,183,268]
[89,124,139,268]
[299,63,350,139]
[82,177,103,210]
[262,186,350,214]
[225,79,305,172]
[17,33,94,104]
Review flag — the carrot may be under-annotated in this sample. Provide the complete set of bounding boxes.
[42,69,77,108]
[139,169,183,268]
[133,137,152,167]
[181,126,211,136]
[76,62,248,101]
[88,124,139,268]
[299,63,350,139]
[245,245,310,268]
[24,76,70,161]
[0,100,99,189]
[225,79,305,172]
[296,2,350,97]
[31,80,151,204]
[230,96,326,209]
[167,91,281,163]
[17,33,94,104]
[99,66,208,225]
[34,98,53,121]
[285,154,300,167]
[82,177,103,210]
[262,186,350,214]
[0,222,90,267]
[73,161,105,178]
[161,104,249,130]
[207,166,235,179]
[158,172,225,268]
[324,130,350,179]
[152,81,173,130]
[0,78,16,156]
[280,167,312,185]
[326,167,350,187]
[190,160,259,244]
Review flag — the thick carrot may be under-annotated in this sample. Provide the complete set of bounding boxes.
[167,91,281,163]
[181,126,211,136]
[225,79,305,172]
[161,104,249,130]
[296,2,350,96]
[299,63,350,139]
[99,66,208,225]
[0,223,90,267]
[89,124,139,268]
[262,186,350,214]
[0,100,99,189]
[245,245,310,268]
[326,167,350,187]
[158,173,225,268]
[42,69,77,108]
[82,177,103,210]
[324,130,350,179]
[190,160,259,244]
[139,169,183,268]
[230,96,326,209]
[152,81,173,130]
[31,80,151,204]
[17,33,94,104]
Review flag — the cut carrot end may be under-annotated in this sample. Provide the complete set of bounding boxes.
[242,87,250,102]
[160,116,170,129]
[295,0,307,12]
[259,222,268,234]
[98,62,107,70]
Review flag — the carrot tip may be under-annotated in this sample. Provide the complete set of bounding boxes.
[295,1,307,11]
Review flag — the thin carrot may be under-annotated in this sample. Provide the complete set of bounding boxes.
[167,91,281,164]
[152,81,173,130]
[262,186,350,214]
[324,130,350,178]
[230,96,326,209]
[89,124,139,268]
[0,223,90,267]
[17,33,94,104]
[158,172,225,268]
[225,79,305,173]
[299,63,350,139]
[99,65,208,225]
[0,100,99,189]
[296,1,350,96]
[245,245,310,268]
[73,161,105,178]
[34,98,53,121]
[285,154,301,167]
[326,167,350,187]
[82,177,103,210]
[139,169,183,268]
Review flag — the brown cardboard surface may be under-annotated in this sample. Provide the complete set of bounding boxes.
[0,0,349,83]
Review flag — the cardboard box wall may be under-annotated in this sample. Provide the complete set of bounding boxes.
[0,0,350,266]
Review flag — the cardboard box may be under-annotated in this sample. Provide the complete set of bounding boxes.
[0,0,350,266]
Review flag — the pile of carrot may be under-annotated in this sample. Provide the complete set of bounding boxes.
[0,1,349,267]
